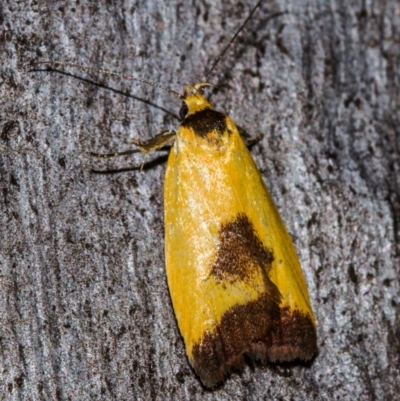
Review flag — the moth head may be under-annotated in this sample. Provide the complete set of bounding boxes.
[179,83,213,120]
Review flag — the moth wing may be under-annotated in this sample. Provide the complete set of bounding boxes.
[164,117,316,387]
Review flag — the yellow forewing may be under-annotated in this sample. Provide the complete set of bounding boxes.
[164,115,315,361]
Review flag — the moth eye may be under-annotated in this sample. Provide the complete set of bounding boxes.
[179,103,189,120]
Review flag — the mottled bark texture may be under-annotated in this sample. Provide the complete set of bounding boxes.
[1,0,399,400]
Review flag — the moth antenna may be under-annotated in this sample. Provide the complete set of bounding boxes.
[36,61,184,99]
[204,0,264,82]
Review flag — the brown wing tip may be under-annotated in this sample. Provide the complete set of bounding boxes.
[191,353,246,389]
[266,306,317,363]
[191,300,316,388]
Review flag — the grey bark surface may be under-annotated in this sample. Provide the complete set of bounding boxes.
[1,0,400,400]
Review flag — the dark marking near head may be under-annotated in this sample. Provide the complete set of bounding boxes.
[179,102,189,120]
[211,214,274,283]
[181,108,228,138]
[192,301,316,388]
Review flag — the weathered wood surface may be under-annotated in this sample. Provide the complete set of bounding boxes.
[1,0,399,399]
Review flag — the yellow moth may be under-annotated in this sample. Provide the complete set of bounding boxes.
[158,84,315,387]
[45,0,316,388]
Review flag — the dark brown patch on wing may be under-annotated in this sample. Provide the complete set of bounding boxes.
[266,306,317,363]
[191,301,316,388]
[211,214,274,283]
[191,289,281,388]
[180,108,228,138]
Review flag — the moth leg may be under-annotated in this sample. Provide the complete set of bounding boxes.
[237,125,265,148]
[91,129,176,169]
[131,129,176,154]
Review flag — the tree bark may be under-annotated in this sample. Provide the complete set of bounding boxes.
[1,0,399,399]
